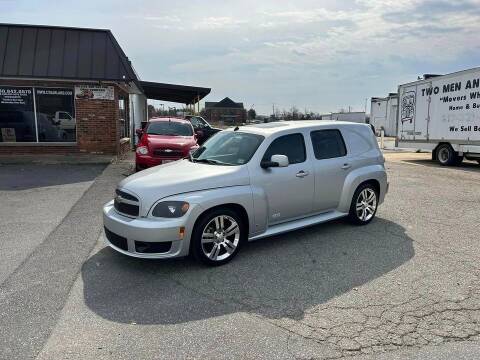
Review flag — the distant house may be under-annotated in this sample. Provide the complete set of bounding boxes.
[204,97,247,125]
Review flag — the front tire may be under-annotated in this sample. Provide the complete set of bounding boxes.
[348,183,379,225]
[191,208,245,266]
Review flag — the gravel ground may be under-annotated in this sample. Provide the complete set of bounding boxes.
[2,154,480,359]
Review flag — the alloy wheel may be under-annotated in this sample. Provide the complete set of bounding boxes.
[356,188,377,222]
[201,215,240,261]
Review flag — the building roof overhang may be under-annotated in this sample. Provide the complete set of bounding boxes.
[139,81,211,104]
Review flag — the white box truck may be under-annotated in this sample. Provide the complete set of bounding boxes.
[397,67,480,166]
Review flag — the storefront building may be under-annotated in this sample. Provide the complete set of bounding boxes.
[0,24,210,156]
[204,97,247,126]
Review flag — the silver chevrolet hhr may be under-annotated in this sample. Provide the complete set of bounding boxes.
[103,121,388,266]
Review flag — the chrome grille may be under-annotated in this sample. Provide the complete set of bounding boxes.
[153,148,183,158]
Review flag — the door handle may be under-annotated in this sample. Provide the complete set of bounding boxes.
[341,163,351,170]
[296,170,309,178]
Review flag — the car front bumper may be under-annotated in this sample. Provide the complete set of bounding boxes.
[102,200,194,259]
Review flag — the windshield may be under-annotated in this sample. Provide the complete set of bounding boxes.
[146,121,193,136]
[192,131,264,166]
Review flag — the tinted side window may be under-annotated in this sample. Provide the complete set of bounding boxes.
[310,129,347,160]
[262,133,306,164]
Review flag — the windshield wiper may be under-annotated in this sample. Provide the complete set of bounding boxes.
[194,158,231,166]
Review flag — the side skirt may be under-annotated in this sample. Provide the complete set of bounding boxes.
[248,210,348,241]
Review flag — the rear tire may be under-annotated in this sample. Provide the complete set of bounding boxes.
[191,208,246,266]
[436,144,459,166]
[348,183,379,225]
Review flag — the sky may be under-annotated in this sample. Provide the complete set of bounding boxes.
[1,0,480,115]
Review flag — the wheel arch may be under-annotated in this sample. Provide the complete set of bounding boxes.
[356,179,380,196]
[338,165,387,213]
[193,203,250,237]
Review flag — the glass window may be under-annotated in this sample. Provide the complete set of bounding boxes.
[0,86,36,142]
[118,96,129,139]
[310,129,347,160]
[146,121,194,136]
[262,133,306,164]
[35,88,75,142]
[189,116,208,129]
[193,131,264,166]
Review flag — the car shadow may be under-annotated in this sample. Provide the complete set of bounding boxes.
[82,217,414,325]
[0,164,107,190]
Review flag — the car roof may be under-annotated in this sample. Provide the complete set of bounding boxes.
[227,120,369,136]
[148,117,191,124]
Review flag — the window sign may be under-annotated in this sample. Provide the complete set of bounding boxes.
[35,88,75,142]
[75,85,114,100]
[0,86,36,142]
[0,86,76,143]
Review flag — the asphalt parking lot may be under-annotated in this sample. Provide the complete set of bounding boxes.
[1,154,479,359]
[0,163,106,284]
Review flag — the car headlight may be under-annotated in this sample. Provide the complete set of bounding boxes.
[136,146,148,155]
[152,201,190,218]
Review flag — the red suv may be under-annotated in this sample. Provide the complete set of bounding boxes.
[135,117,198,171]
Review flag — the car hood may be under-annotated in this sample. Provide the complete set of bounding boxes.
[118,160,250,215]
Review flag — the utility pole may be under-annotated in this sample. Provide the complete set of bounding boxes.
[272,103,275,119]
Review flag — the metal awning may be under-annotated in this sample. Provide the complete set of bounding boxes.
[139,81,211,105]
[0,23,139,82]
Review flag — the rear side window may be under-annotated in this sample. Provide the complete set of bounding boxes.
[262,133,306,164]
[310,129,347,160]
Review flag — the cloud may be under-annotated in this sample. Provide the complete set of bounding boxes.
[2,0,479,114]
[193,16,248,30]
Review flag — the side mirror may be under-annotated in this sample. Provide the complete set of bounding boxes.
[260,154,289,169]
[271,154,289,167]
[135,128,143,138]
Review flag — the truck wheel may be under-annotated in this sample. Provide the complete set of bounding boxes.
[191,208,245,266]
[348,183,379,225]
[436,144,456,166]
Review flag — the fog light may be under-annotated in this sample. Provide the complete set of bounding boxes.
[179,226,185,239]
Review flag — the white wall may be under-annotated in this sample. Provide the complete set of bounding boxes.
[320,112,366,123]
[385,97,398,137]
[371,97,397,136]
[129,94,147,145]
